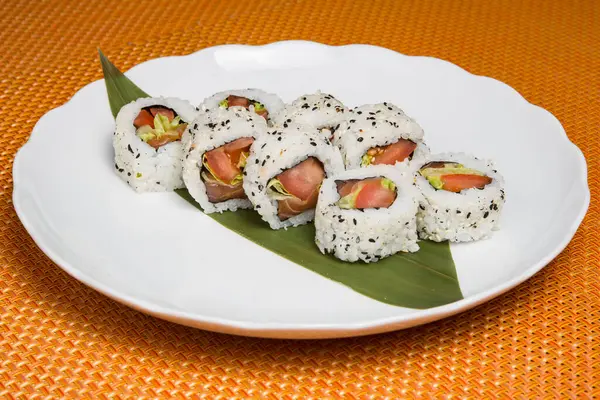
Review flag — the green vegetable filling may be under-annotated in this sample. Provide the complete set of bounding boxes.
[136,113,183,143]
[218,98,265,112]
[267,178,296,201]
[361,153,374,167]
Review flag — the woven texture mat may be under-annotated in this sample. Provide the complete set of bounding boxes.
[1,0,599,397]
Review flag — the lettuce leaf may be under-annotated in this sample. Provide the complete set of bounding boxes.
[267,178,296,201]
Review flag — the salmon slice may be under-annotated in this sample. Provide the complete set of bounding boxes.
[204,178,247,203]
[276,157,325,201]
[204,147,241,183]
[371,139,417,165]
[336,179,359,198]
[337,178,396,209]
[440,174,492,192]
[354,179,396,208]
[204,138,253,183]
[133,109,154,129]
[227,95,251,108]
[149,106,175,121]
[277,185,320,221]
[223,137,254,166]
[146,124,187,149]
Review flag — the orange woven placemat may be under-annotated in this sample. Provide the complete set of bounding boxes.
[1,0,598,397]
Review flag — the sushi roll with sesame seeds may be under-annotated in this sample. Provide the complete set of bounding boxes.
[181,107,268,213]
[414,153,506,242]
[199,88,284,125]
[113,97,197,192]
[243,125,345,229]
[333,102,429,169]
[273,91,348,140]
[315,165,420,263]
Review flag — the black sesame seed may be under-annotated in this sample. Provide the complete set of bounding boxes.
[261,160,266,166]
[256,205,261,209]
[277,137,282,141]
[372,121,376,126]
[136,154,140,159]
[357,137,364,142]
[467,212,471,218]
[419,205,425,210]
[261,143,267,149]
[353,218,357,225]
[357,111,362,114]
[194,123,198,129]
[310,142,317,146]
[255,159,259,164]
[115,163,119,169]
[369,238,376,243]
[258,185,264,191]
[127,172,131,176]
[484,212,489,218]
[339,218,345,223]
[127,144,134,153]
[457,210,462,214]
[332,234,336,240]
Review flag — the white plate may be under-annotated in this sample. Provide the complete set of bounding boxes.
[13,41,589,339]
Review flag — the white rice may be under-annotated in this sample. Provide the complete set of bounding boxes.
[181,107,268,213]
[272,91,348,138]
[333,102,429,169]
[413,152,506,242]
[113,97,197,192]
[199,88,284,124]
[315,165,420,263]
[243,125,345,229]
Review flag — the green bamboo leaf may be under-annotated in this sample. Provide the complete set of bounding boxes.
[176,189,463,309]
[99,54,463,309]
[98,49,150,118]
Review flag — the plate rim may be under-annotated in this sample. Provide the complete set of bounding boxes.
[12,40,590,339]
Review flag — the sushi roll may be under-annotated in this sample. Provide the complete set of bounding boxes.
[200,89,284,124]
[315,165,420,263]
[414,153,506,242]
[181,107,268,213]
[333,102,429,169]
[114,97,197,192]
[273,91,348,140]
[243,125,345,229]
